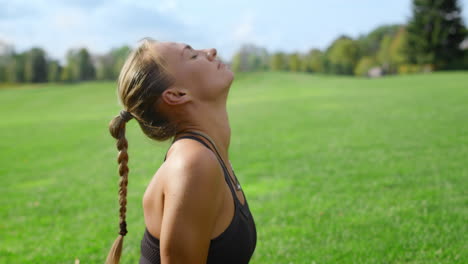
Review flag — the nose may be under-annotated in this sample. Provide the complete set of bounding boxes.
[205,48,217,61]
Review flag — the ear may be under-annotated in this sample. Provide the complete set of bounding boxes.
[161,87,191,105]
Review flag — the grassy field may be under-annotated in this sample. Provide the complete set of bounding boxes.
[1,72,467,263]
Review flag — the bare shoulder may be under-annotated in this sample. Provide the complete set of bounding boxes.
[156,139,225,261]
[160,138,224,199]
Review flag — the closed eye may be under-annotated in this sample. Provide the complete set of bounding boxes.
[191,54,198,59]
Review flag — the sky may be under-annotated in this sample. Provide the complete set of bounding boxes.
[1,0,468,63]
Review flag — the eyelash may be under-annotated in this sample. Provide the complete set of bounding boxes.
[191,54,198,59]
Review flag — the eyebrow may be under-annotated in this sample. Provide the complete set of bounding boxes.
[181,44,192,57]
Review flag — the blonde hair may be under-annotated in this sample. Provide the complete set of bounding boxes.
[106,37,176,264]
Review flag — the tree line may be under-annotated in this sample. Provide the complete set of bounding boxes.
[0,0,467,84]
[0,44,131,83]
[232,0,468,76]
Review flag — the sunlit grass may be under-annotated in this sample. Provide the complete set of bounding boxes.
[1,72,467,263]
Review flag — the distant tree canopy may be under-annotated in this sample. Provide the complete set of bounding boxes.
[94,46,131,81]
[227,0,466,76]
[0,0,467,84]
[231,44,269,72]
[0,42,130,83]
[406,0,467,69]
[24,47,48,83]
[357,25,401,57]
[270,52,287,71]
[326,36,361,75]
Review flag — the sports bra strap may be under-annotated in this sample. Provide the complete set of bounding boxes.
[164,135,211,161]
[164,135,240,199]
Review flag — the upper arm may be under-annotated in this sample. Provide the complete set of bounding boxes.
[159,144,223,263]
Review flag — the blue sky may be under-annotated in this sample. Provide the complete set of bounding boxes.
[1,0,467,62]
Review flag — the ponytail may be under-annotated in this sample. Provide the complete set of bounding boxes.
[106,110,133,264]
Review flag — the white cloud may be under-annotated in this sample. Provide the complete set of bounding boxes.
[0,0,202,62]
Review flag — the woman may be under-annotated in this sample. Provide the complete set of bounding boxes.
[106,38,257,264]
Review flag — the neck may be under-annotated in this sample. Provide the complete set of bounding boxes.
[175,101,231,160]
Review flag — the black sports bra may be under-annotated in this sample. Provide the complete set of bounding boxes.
[139,132,257,264]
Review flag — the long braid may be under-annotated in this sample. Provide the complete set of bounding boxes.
[106,110,134,264]
[117,135,129,237]
[104,38,177,263]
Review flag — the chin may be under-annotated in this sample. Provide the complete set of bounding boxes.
[225,72,234,90]
[225,69,234,83]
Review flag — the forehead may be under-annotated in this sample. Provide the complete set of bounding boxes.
[154,42,186,57]
[153,42,188,66]
[152,42,190,76]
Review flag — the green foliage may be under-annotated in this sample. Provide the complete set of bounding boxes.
[326,36,360,75]
[354,56,378,76]
[307,49,325,73]
[62,50,79,82]
[47,60,61,82]
[298,53,310,72]
[61,48,96,82]
[94,46,131,81]
[231,44,269,72]
[389,27,409,66]
[231,53,242,72]
[110,46,131,79]
[0,64,5,82]
[288,53,300,72]
[377,35,393,71]
[270,52,287,71]
[2,0,468,83]
[24,47,48,83]
[77,48,95,81]
[375,26,410,74]
[357,25,401,57]
[406,0,467,69]
[95,54,114,81]
[397,64,424,74]
[6,53,26,83]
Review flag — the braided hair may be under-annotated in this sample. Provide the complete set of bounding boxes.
[105,37,176,264]
[105,110,133,264]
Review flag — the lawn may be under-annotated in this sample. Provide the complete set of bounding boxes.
[0,72,467,263]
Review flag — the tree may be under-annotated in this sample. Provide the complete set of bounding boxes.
[6,53,26,82]
[270,52,287,71]
[377,26,410,74]
[24,47,48,83]
[326,36,360,75]
[109,46,131,79]
[77,48,95,81]
[288,53,300,72]
[357,25,401,57]
[307,49,325,73]
[0,64,5,82]
[377,34,393,72]
[299,53,311,72]
[61,47,95,82]
[230,44,269,72]
[95,54,114,80]
[406,0,467,69]
[389,27,410,67]
[354,56,378,76]
[0,41,15,82]
[47,60,62,82]
[94,45,131,80]
[62,49,79,82]
[231,52,242,72]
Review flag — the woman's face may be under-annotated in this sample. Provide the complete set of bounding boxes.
[154,41,234,103]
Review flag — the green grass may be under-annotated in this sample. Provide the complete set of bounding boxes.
[1,72,467,263]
